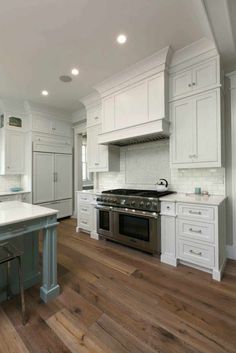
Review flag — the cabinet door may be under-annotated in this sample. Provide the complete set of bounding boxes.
[54,154,72,200]
[33,152,54,203]
[87,125,108,171]
[5,131,25,174]
[87,106,101,127]
[171,98,194,164]
[194,90,219,163]
[102,96,115,133]
[52,120,71,137]
[32,116,52,133]
[170,70,192,99]
[192,58,218,92]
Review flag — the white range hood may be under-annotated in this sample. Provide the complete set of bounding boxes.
[95,46,172,145]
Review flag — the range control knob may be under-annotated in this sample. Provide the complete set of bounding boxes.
[146,202,151,208]
[139,201,144,208]
[97,197,101,202]
[131,200,136,207]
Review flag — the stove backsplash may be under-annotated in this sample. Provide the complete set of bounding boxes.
[95,140,225,195]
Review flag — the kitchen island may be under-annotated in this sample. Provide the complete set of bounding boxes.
[0,201,60,303]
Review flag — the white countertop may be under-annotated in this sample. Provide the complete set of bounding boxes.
[0,190,31,197]
[77,189,102,195]
[159,193,226,206]
[0,201,58,226]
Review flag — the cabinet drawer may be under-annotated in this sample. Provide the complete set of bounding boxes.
[78,193,93,203]
[177,203,215,221]
[79,216,91,231]
[178,238,214,268]
[161,201,175,215]
[177,219,215,243]
[79,204,91,217]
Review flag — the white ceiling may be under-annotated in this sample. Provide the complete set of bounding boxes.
[0,0,235,114]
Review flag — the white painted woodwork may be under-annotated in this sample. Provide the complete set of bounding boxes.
[33,152,72,218]
[170,98,193,164]
[32,115,71,137]
[169,56,220,100]
[33,134,72,154]
[33,152,54,203]
[161,200,177,266]
[87,124,120,173]
[76,191,98,239]
[86,106,102,127]
[0,130,25,175]
[41,199,72,219]
[161,198,226,281]
[54,154,72,200]
[170,89,221,168]
[96,48,171,144]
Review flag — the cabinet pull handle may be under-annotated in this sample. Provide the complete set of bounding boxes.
[82,221,88,225]
[82,208,87,212]
[95,163,99,166]
[94,116,99,120]
[189,249,202,256]
[189,228,202,234]
[189,210,202,215]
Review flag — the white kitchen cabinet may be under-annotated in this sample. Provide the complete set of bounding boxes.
[87,124,120,172]
[76,191,98,239]
[170,89,221,168]
[32,115,71,137]
[160,197,226,281]
[54,154,72,200]
[0,129,25,175]
[33,152,72,218]
[87,106,101,127]
[169,57,219,100]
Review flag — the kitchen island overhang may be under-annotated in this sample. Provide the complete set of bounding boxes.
[0,201,60,303]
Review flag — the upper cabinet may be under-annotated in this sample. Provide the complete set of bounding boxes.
[32,115,72,137]
[80,94,120,173]
[169,56,220,101]
[95,47,172,144]
[169,41,222,169]
[171,89,221,169]
[0,129,26,175]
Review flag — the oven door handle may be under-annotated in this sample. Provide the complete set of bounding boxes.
[113,207,158,219]
[95,205,114,211]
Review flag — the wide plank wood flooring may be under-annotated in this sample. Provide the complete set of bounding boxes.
[1,218,236,353]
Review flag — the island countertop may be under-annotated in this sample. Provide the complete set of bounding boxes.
[0,201,58,226]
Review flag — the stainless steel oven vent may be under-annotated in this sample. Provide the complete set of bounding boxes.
[110,134,169,147]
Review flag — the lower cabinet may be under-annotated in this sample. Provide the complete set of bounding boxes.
[76,191,98,239]
[40,199,72,219]
[161,199,226,281]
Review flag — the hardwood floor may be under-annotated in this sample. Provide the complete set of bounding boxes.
[1,218,236,353]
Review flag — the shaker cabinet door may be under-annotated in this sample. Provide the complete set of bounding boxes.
[171,98,193,164]
[5,131,25,174]
[33,152,54,203]
[54,154,72,200]
[194,90,219,163]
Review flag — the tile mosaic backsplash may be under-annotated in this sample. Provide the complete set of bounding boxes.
[95,140,225,195]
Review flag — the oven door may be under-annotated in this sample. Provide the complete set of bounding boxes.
[113,208,159,253]
[96,205,114,238]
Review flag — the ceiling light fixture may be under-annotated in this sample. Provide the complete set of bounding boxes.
[41,90,49,96]
[117,34,127,44]
[71,68,79,76]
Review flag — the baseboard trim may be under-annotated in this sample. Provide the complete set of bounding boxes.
[227,245,236,260]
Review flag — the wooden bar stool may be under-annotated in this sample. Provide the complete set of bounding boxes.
[0,242,26,325]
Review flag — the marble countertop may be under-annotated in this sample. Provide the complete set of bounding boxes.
[0,201,57,226]
[0,190,31,197]
[159,193,226,206]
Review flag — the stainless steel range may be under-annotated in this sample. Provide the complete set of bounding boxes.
[96,189,175,254]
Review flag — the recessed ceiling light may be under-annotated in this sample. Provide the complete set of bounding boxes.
[41,90,49,96]
[117,34,127,44]
[71,68,79,76]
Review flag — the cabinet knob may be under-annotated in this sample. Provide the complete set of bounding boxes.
[192,82,196,86]
[95,162,99,166]
[94,116,99,120]
[188,83,192,87]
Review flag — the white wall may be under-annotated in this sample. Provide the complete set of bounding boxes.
[95,140,226,196]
